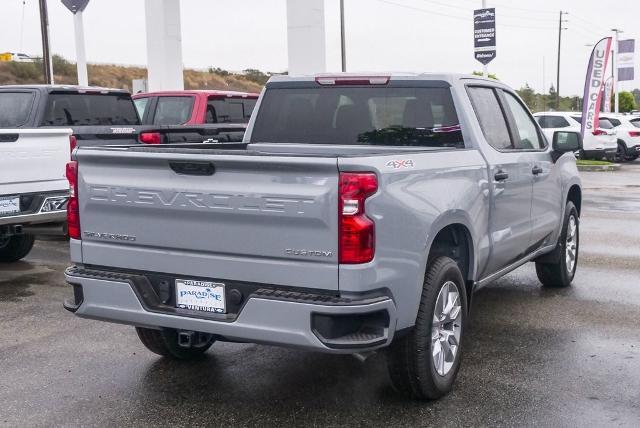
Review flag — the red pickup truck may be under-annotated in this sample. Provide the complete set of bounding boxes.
[132,90,259,126]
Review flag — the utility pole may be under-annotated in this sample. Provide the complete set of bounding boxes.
[612,28,623,113]
[556,11,568,109]
[340,0,346,72]
[38,0,53,84]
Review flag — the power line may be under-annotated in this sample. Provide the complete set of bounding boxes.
[414,0,556,22]
[375,0,556,30]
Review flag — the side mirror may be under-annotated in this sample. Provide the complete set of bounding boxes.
[552,131,581,161]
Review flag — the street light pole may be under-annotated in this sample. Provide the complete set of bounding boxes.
[482,0,487,77]
[556,11,568,110]
[38,0,53,84]
[612,28,623,114]
[340,0,346,72]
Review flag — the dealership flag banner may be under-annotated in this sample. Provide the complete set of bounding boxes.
[618,39,635,81]
[603,77,613,113]
[581,37,612,137]
[473,8,496,65]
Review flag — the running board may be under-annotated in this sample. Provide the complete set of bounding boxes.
[474,244,556,290]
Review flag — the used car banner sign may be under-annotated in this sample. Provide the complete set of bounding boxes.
[581,37,612,137]
[473,8,496,65]
[603,77,613,113]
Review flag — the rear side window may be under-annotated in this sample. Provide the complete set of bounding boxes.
[250,86,464,148]
[41,93,139,126]
[536,115,570,128]
[206,98,257,123]
[133,97,150,121]
[0,92,34,127]
[631,118,640,128]
[573,116,614,129]
[152,96,193,125]
[607,117,621,127]
[467,87,512,150]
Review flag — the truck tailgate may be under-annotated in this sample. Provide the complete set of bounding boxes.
[0,128,71,195]
[76,148,340,290]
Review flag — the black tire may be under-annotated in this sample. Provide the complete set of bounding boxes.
[386,256,468,400]
[535,201,579,288]
[0,234,35,262]
[616,141,628,163]
[136,327,215,360]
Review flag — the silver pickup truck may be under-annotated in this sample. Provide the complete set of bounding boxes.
[64,73,582,400]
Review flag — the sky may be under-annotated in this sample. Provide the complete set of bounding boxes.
[1,0,639,96]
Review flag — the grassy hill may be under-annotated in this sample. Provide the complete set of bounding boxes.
[0,55,268,93]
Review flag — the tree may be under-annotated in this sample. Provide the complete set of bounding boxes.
[516,83,536,110]
[472,71,498,80]
[546,84,558,111]
[617,91,636,112]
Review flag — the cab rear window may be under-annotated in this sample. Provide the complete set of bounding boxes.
[250,85,464,148]
[41,93,139,126]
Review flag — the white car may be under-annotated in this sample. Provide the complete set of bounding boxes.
[534,112,617,160]
[600,114,640,161]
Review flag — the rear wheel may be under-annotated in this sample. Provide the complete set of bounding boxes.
[535,201,579,288]
[0,234,35,262]
[136,327,215,360]
[386,256,467,400]
[616,141,628,163]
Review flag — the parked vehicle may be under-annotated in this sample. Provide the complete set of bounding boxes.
[0,85,143,147]
[534,111,617,160]
[132,90,259,126]
[64,73,582,400]
[0,89,71,260]
[600,113,640,161]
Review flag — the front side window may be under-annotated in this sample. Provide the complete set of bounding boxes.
[251,85,464,148]
[467,87,512,150]
[0,92,34,127]
[152,96,193,125]
[206,98,257,123]
[503,92,544,150]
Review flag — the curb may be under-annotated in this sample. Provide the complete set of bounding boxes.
[577,163,621,172]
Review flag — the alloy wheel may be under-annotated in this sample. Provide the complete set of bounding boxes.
[566,215,578,273]
[431,281,462,376]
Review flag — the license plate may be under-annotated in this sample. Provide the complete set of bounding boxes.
[0,196,20,216]
[175,279,226,313]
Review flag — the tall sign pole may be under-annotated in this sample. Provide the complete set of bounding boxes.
[38,0,53,84]
[62,1,90,86]
[473,6,496,75]
[340,0,346,72]
[611,28,623,113]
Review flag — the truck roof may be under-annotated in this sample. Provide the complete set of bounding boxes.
[0,84,130,94]
[132,90,259,98]
[266,72,498,85]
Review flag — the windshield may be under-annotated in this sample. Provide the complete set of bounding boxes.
[250,86,464,148]
[41,93,140,126]
[0,92,34,127]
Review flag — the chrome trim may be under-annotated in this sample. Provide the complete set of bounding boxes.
[0,210,66,226]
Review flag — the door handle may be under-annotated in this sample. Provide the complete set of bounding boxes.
[494,170,509,181]
[169,161,215,176]
[532,166,544,175]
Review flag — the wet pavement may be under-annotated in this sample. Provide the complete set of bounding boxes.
[1,163,640,427]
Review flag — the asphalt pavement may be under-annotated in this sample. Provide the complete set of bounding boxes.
[1,163,639,427]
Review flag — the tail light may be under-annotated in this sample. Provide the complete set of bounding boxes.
[592,129,606,136]
[339,172,378,264]
[629,131,640,137]
[66,161,80,240]
[69,135,77,157]
[139,132,162,144]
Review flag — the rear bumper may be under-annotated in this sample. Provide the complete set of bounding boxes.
[64,266,397,354]
[0,192,68,227]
